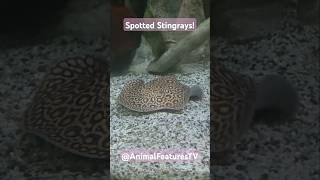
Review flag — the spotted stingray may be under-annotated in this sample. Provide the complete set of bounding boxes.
[118,75,203,112]
[211,62,298,165]
[24,56,109,159]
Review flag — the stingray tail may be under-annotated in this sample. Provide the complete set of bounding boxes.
[189,85,203,101]
[253,75,299,123]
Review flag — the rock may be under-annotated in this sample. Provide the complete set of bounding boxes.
[142,0,209,73]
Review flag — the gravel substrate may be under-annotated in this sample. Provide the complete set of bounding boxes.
[110,63,210,179]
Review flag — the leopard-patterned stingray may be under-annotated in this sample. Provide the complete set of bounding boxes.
[212,62,298,164]
[212,63,256,154]
[118,75,202,112]
[24,56,109,159]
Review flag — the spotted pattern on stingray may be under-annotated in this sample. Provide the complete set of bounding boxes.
[212,62,256,153]
[118,75,191,112]
[24,56,109,159]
